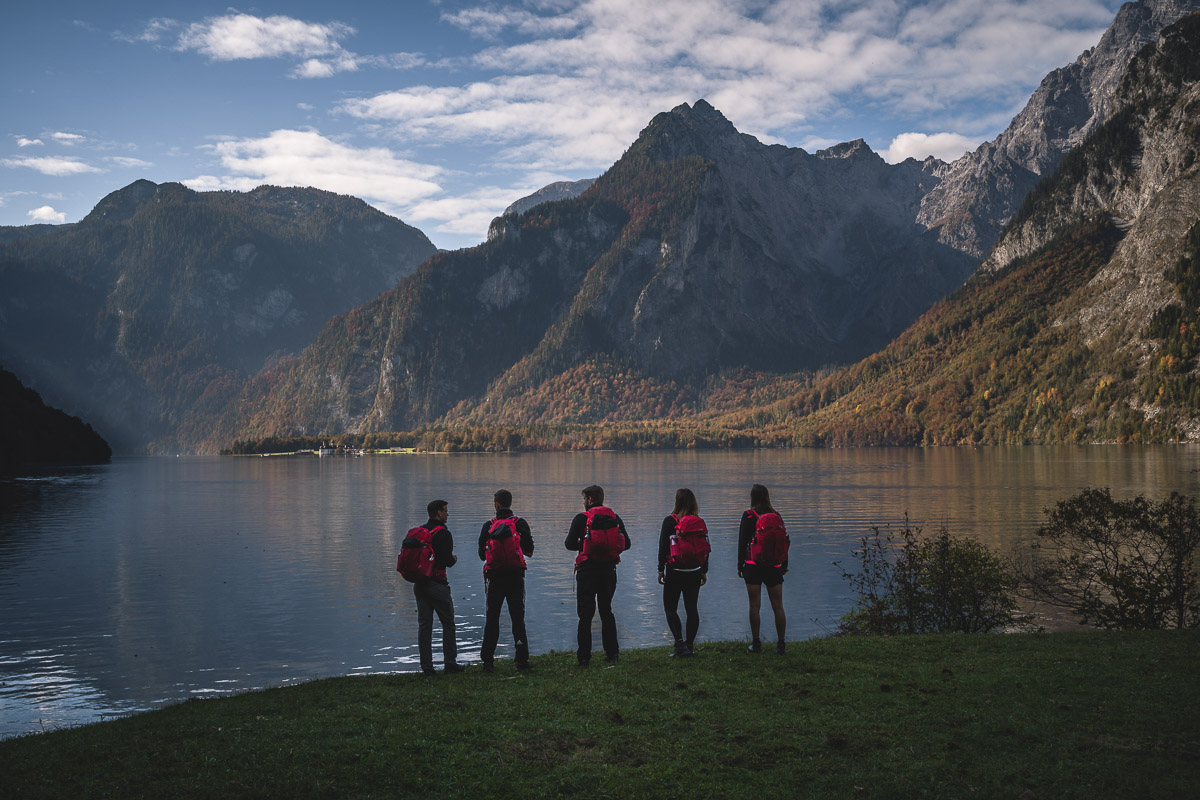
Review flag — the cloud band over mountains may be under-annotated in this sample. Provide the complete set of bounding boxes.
[9,1,1122,246]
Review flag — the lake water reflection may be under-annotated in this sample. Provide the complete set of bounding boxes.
[2,446,1198,738]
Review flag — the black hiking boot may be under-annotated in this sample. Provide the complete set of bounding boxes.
[747,640,762,654]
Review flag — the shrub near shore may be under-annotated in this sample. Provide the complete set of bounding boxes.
[3,633,1197,799]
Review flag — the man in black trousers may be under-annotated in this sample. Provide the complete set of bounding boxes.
[565,484,631,666]
[478,489,535,673]
[414,499,465,675]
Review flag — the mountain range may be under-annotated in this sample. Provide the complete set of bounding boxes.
[2,1,1197,454]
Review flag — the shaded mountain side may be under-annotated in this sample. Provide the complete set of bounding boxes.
[206,197,632,447]
[917,0,1200,259]
[0,366,111,471]
[0,181,437,453]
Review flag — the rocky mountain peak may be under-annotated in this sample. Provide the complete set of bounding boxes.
[635,99,750,162]
[917,0,1200,258]
[816,139,877,161]
[983,10,1200,272]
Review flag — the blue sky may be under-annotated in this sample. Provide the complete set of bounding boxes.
[2,0,1124,250]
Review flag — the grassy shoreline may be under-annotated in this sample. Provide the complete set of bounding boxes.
[3,631,1197,799]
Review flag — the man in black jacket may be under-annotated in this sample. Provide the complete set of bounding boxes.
[478,489,535,673]
[564,484,631,666]
[414,499,465,674]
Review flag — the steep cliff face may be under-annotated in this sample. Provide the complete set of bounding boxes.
[985,13,1200,271]
[918,0,1200,258]
[1052,14,1200,369]
[0,182,436,452]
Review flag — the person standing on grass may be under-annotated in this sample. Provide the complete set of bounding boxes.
[565,484,631,666]
[413,499,465,674]
[738,484,789,655]
[658,488,711,658]
[478,489,535,673]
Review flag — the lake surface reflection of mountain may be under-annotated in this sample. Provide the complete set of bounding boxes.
[3,446,1198,739]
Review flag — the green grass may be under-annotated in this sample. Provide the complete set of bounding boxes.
[3,632,1198,799]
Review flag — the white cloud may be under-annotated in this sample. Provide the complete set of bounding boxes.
[114,17,180,44]
[339,74,687,172]
[183,129,444,207]
[441,6,581,39]
[17,137,43,147]
[108,156,155,169]
[166,13,426,78]
[360,52,427,70]
[337,0,1116,182]
[2,156,102,176]
[51,132,86,144]
[178,13,354,61]
[404,182,549,235]
[133,12,425,78]
[882,131,983,163]
[298,102,315,111]
[291,51,361,79]
[294,58,338,79]
[28,206,67,223]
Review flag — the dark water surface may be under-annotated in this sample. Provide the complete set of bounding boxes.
[2,446,1197,738]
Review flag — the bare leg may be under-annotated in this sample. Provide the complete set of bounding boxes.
[746,582,762,642]
[766,582,786,643]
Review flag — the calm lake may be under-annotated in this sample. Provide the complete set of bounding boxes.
[2,446,1198,739]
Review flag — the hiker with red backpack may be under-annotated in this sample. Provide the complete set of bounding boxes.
[565,484,631,666]
[477,489,535,673]
[658,488,711,658]
[397,499,465,675]
[738,484,789,655]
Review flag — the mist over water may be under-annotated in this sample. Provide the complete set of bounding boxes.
[3,446,1198,739]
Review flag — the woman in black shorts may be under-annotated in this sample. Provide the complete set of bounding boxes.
[738,484,787,654]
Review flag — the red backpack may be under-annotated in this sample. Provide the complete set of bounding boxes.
[576,506,624,567]
[746,511,789,567]
[484,516,527,572]
[668,514,711,569]
[397,525,444,582]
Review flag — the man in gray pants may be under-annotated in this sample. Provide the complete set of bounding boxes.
[413,499,465,674]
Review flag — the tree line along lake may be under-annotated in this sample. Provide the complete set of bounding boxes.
[2,445,1197,739]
